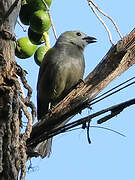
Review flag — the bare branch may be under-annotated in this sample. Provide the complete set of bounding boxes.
[88,0,123,39]
[41,0,58,40]
[27,98,135,148]
[17,20,26,32]
[87,1,114,45]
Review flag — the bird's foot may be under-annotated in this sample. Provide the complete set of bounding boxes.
[78,78,85,84]
[75,79,85,88]
[48,103,55,114]
[48,102,53,114]
[71,79,85,91]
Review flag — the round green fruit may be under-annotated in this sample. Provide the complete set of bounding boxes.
[26,0,52,11]
[15,37,38,59]
[19,3,31,25]
[28,27,44,45]
[21,0,27,6]
[34,46,50,66]
[30,10,51,34]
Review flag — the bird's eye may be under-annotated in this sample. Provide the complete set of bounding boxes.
[76,32,81,36]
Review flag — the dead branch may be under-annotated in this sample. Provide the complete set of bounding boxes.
[88,0,123,39]
[27,98,135,147]
[27,28,135,153]
[88,1,114,44]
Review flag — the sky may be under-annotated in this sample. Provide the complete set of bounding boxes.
[15,0,135,179]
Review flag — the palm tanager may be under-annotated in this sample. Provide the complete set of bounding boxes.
[35,30,96,158]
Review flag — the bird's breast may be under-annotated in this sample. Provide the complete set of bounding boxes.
[63,56,85,91]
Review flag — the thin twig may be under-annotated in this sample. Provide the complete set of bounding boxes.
[87,1,114,45]
[17,20,26,32]
[90,126,126,137]
[89,0,123,39]
[19,99,33,140]
[66,125,126,137]
[41,0,58,40]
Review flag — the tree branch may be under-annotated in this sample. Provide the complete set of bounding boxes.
[27,98,135,148]
[27,28,135,153]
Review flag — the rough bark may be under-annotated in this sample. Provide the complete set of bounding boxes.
[0,0,21,179]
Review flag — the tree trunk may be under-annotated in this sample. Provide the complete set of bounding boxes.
[0,0,21,179]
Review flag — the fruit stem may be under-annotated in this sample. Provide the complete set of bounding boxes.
[43,32,50,48]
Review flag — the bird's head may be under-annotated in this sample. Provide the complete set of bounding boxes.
[56,30,96,50]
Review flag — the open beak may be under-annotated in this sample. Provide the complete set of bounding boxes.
[83,36,97,43]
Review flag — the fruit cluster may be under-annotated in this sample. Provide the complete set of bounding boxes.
[15,0,52,66]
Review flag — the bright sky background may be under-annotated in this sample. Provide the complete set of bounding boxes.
[15,0,135,179]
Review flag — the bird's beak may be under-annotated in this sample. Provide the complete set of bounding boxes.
[83,36,97,44]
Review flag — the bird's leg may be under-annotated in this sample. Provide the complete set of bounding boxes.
[78,78,85,85]
[48,102,56,114]
[74,79,85,89]
[48,102,51,111]
[68,79,85,93]
[48,102,53,114]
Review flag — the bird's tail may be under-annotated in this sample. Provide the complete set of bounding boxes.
[33,138,52,158]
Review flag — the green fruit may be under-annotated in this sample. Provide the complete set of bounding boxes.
[30,10,51,34]
[15,37,38,59]
[26,0,52,11]
[28,27,44,45]
[34,46,50,66]
[19,3,31,25]
[21,0,27,6]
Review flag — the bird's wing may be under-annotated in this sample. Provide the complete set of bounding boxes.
[37,46,68,119]
[37,48,53,89]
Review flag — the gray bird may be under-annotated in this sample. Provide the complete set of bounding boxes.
[35,30,96,158]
